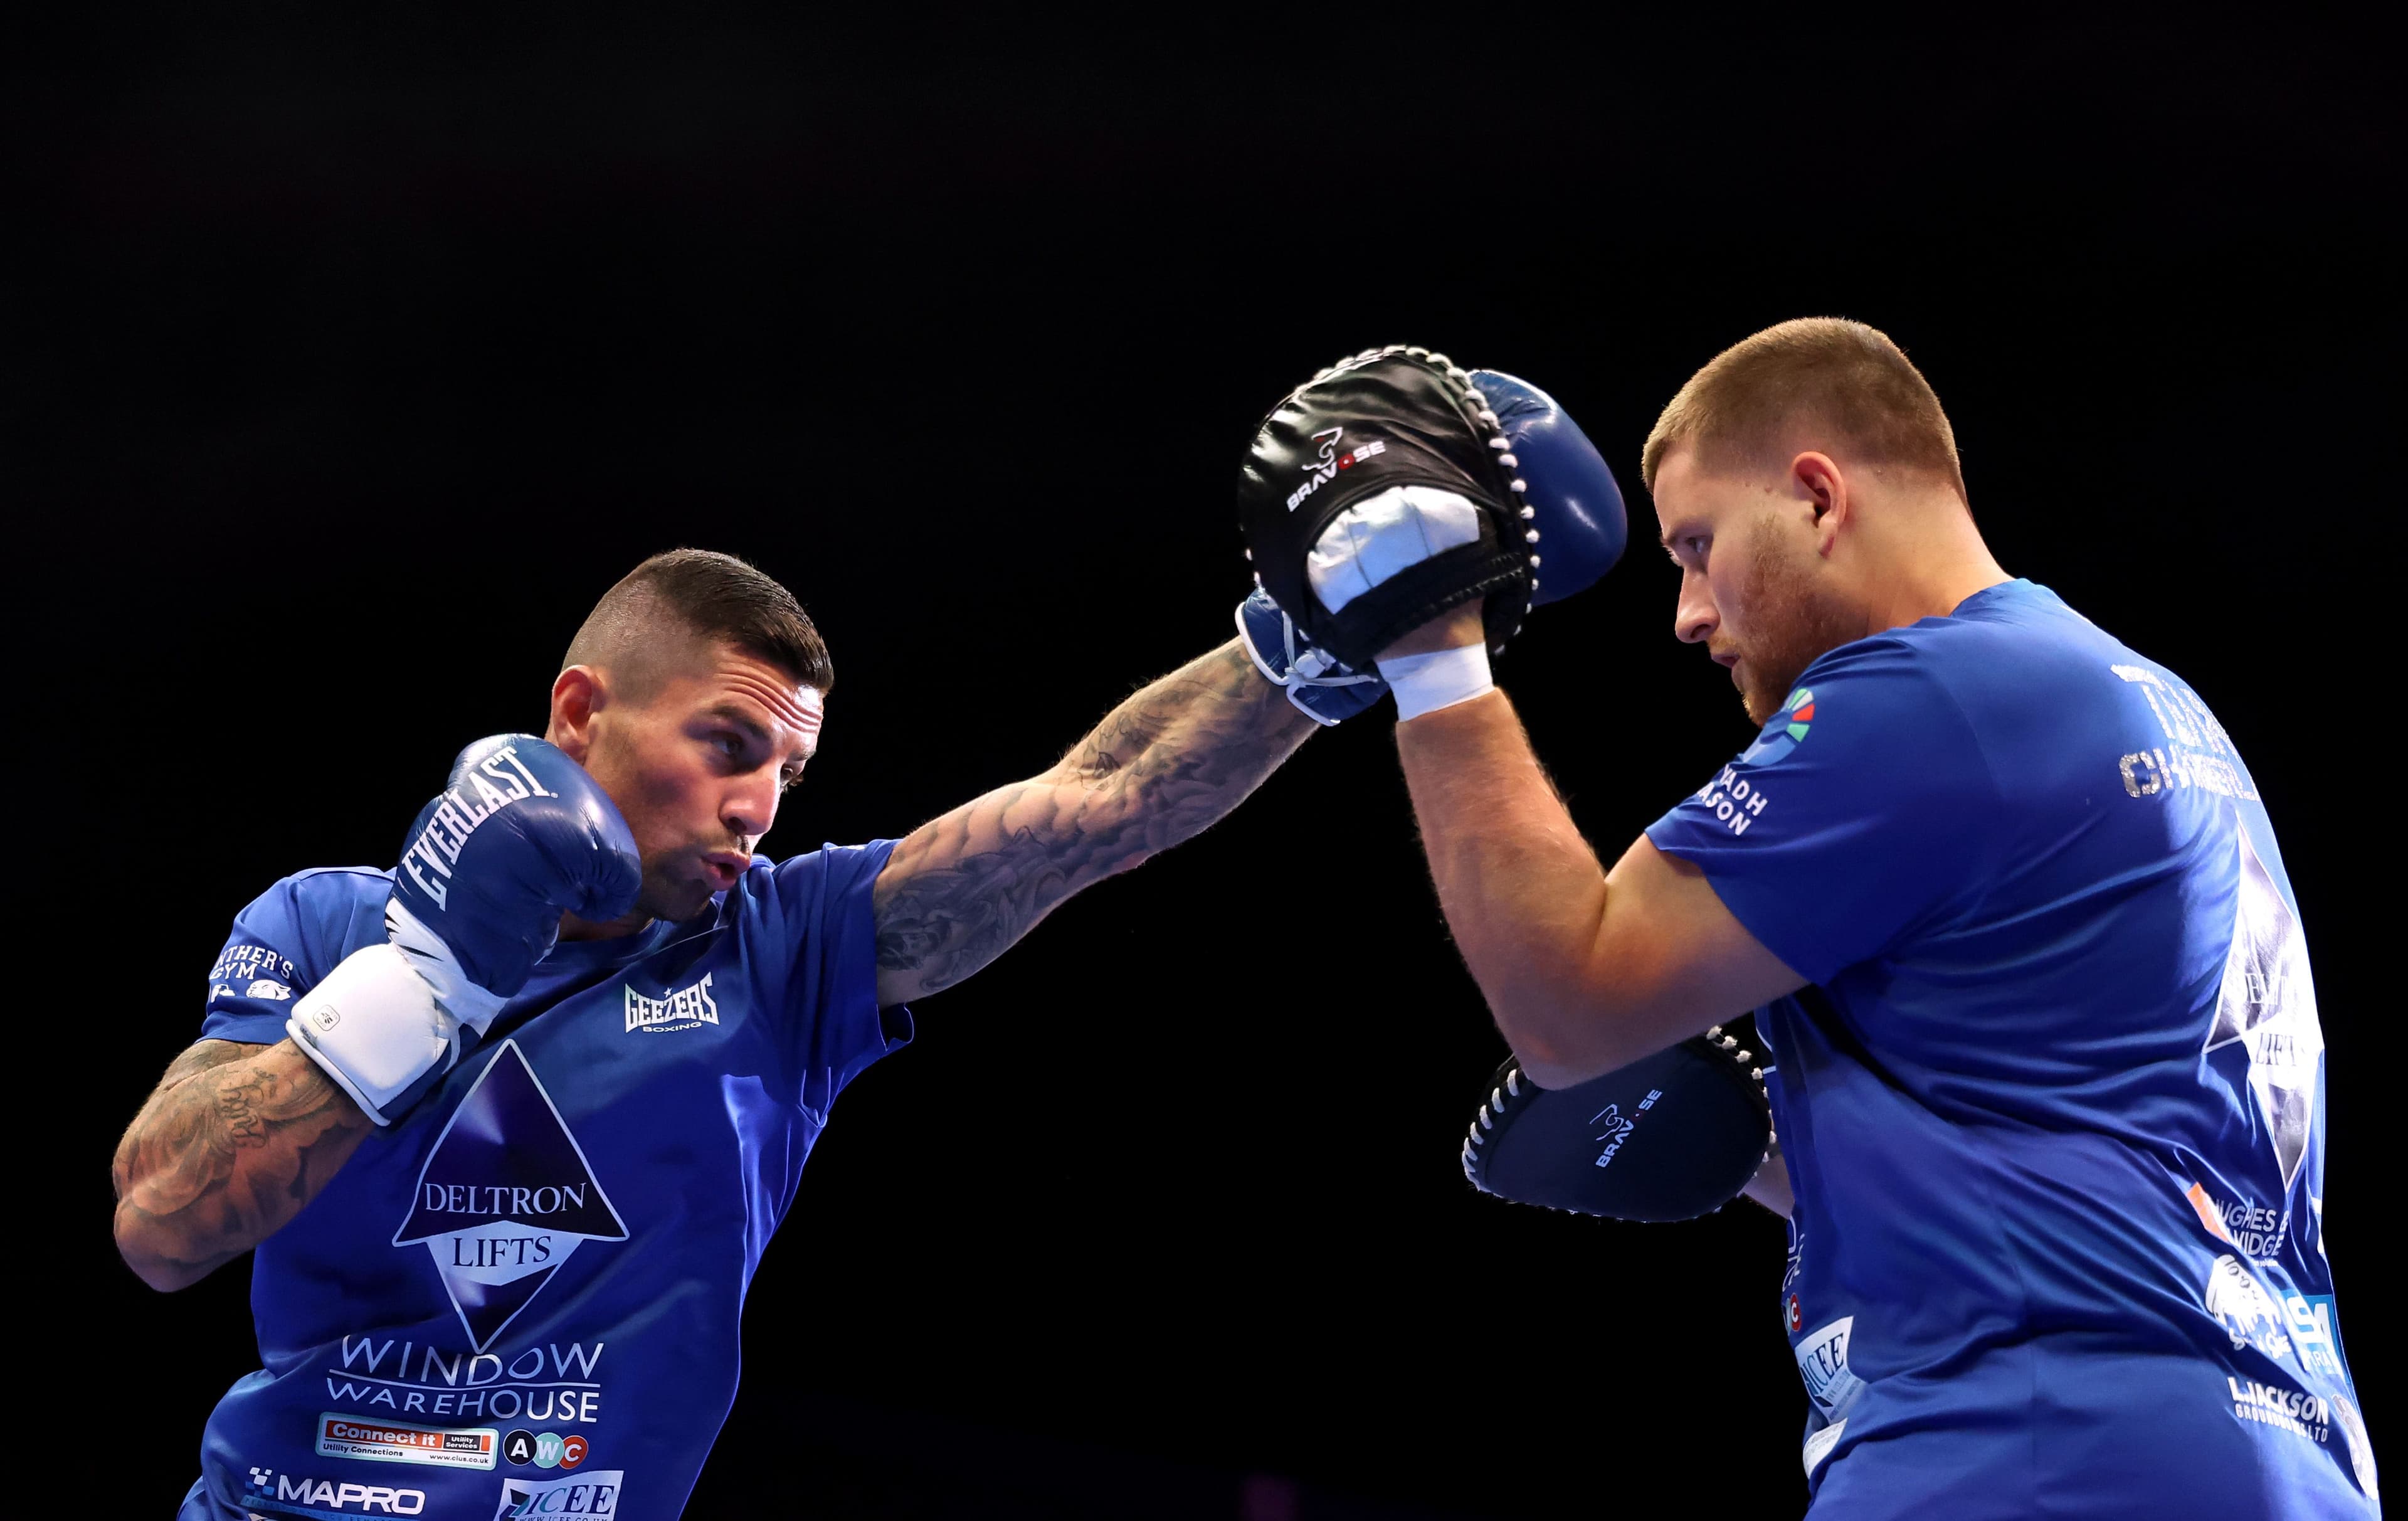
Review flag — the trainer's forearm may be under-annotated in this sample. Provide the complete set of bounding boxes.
[112,1039,371,1291]
[1395,689,1617,1069]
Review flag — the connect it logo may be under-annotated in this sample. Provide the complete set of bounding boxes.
[624,972,719,1034]
[1741,687,1815,766]
[393,1042,628,1352]
[1285,428,1387,510]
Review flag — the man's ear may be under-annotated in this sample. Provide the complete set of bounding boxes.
[1791,452,1849,558]
[547,666,606,762]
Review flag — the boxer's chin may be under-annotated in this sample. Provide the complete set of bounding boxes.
[636,871,717,925]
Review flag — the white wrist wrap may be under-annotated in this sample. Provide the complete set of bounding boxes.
[1378,644,1495,721]
[287,943,459,1126]
[384,899,509,1034]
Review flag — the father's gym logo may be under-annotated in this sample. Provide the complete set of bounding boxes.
[394,1042,628,1351]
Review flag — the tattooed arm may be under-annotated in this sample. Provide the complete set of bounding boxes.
[112,1039,372,1291]
[873,639,1315,1004]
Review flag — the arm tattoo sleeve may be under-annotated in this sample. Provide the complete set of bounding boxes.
[111,1038,372,1290]
[874,640,1314,1002]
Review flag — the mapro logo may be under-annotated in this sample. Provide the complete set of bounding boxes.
[245,1469,428,1513]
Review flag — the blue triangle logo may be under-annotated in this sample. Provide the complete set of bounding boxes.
[394,1041,627,1351]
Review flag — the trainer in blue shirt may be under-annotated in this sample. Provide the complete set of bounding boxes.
[1353,320,2376,1517]
[114,548,1319,1520]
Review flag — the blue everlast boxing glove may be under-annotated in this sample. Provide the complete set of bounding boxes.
[287,735,642,1124]
[1235,586,1388,725]
[1304,366,1627,718]
[1471,369,1629,610]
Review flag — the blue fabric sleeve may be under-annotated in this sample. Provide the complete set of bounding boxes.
[773,840,912,1118]
[1644,636,2005,985]
[199,868,393,1045]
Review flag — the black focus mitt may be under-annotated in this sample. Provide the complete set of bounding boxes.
[1460,1024,1773,1223]
[1235,346,1531,670]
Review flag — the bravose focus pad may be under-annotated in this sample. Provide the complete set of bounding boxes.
[1462,1024,1773,1222]
[1237,346,1532,669]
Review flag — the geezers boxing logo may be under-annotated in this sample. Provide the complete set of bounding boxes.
[396,1042,628,1352]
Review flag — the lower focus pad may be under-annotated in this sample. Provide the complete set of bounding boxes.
[1460,1033,1772,1222]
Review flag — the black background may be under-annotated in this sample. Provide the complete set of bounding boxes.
[18,8,2395,1517]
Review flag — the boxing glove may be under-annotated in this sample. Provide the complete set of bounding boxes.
[287,735,642,1124]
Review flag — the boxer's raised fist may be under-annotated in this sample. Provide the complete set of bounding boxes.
[288,736,641,1124]
[388,734,643,1007]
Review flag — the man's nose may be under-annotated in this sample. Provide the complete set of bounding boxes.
[722,773,776,842]
[1674,573,1718,645]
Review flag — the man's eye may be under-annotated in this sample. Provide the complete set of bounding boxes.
[1685,537,1709,563]
[712,734,743,759]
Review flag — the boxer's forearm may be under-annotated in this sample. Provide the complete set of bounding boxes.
[1394,690,1625,1074]
[112,1039,372,1291]
[873,640,1314,1002]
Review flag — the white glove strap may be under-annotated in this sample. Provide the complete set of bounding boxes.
[1378,644,1495,721]
[1307,485,1481,614]
[287,943,458,1126]
[385,899,509,1035]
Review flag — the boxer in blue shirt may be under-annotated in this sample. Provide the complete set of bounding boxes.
[1344,321,2377,1517]
[112,549,1326,1520]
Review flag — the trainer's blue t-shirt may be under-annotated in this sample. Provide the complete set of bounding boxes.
[1647,581,2377,1519]
[178,843,909,1521]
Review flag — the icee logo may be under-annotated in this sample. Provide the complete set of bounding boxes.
[490,1469,624,1518]
[395,1042,628,1352]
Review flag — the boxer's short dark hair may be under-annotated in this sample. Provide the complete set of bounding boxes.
[566,548,834,694]
[1642,318,1967,503]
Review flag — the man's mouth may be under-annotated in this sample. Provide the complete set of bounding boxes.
[700,853,749,891]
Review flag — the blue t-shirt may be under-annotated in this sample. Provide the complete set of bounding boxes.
[1647,581,2377,1519]
[178,844,909,1521]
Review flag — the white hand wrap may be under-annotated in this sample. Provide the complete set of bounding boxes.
[286,943,460,1126]
[1377,644,1495,721]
